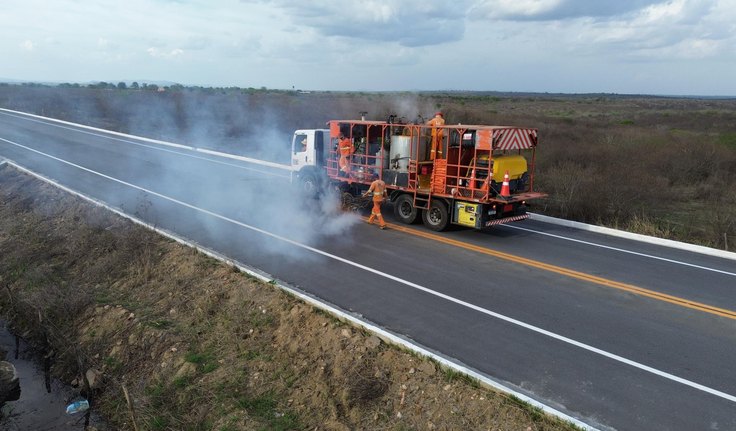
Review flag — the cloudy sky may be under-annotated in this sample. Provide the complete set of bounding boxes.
[2,0,735,95]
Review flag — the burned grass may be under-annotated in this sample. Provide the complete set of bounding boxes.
[0,166,580,430]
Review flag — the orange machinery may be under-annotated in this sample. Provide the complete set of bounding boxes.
[324,119,546,231]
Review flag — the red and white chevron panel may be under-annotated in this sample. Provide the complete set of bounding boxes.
[485,213,529,226]
[493,128,537,150]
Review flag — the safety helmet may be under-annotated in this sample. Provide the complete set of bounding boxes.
[435,111,443,117]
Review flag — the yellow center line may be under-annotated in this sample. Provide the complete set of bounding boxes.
[365,217,736,320]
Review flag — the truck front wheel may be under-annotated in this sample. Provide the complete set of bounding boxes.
[422,200,450,231]
[299,172,319,197]
[394,194,419,224]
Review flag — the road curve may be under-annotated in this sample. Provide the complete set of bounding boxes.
[1,110,735,430]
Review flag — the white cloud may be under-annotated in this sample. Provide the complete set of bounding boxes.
[469,0,663,20]
[465,0,733,63]
[0,0,734,94]
[677,38,721,58]
[182,36,211,51]
[470,0,564,19]
[570,0,731,59]
[147,47,184,59]
[257,0,472,47]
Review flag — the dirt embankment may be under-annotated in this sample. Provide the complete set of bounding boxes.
[0,166,580,430]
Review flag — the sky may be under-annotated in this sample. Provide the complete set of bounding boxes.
[1,0,735,95]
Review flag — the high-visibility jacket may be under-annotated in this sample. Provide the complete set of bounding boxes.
[338,138,354,172]
[427,115,445,159]
[366,179,388,228]
[338,138,354,156]
[427,115,445,129]
[367,179,387,202]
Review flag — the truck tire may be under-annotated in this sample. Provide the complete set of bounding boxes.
[299,172,319,197]
[422,200,450,231]
[394,194,419,224]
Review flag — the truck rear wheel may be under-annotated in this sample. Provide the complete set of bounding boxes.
[394,194,419,224]
[422,200,449,231]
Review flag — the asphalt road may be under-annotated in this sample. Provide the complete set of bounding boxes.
[1,109,735,430]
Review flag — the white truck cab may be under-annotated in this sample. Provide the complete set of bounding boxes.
[290,129,330,194]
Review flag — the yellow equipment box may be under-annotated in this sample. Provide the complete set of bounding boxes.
[454,202,481,228]
[491,155,527,183]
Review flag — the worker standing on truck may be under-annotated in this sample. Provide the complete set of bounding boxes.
[427,112,445,160]
[363,178,387,229]
[338,133,354,175]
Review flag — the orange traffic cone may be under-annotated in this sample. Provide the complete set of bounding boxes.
[500,170,511,197]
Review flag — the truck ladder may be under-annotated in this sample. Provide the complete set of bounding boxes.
[408,160,431,210]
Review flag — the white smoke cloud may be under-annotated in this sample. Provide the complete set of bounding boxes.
[92,91,365,259]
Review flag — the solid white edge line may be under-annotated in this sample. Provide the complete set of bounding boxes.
[22,115,292,179]
[0,108,191,149]
[529,213,736,261]
[3,108,732,263]
[1,158,599,431]
[505,224,736,277]
[5,135,736,407]
[195,147,294,171]
[0,108,294,172]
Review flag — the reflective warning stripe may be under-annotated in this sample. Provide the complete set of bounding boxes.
[493,129,536,150]
[485,214,529,227]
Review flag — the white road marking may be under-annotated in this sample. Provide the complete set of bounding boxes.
[0,109,292,178]
[504,224,736,277]
[3,135,736,406]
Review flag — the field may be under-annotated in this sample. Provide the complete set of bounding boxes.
[2,84,735,248]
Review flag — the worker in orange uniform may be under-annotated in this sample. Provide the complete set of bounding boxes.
[338,133,354,176]
[427,111,445,160]
[363,177,387,229]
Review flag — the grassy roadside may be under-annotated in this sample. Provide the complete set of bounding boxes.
[0,166,583,430]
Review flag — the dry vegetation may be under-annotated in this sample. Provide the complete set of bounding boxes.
[1,84,734,249]
[0,167,580,430]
